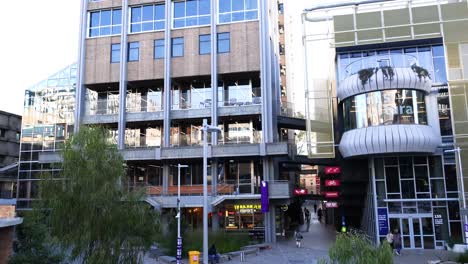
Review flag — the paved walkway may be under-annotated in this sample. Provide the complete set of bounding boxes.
[145,209,460,264]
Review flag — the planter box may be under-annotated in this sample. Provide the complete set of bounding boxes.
[448,244,468,253]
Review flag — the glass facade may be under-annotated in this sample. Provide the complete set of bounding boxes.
[218,0,258,24]
[342,89,427,131]
[375,156,460,249]
[337,45,447,84]
[18,64,77,209]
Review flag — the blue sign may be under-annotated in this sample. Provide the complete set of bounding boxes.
[377,208,389,236]
[260,181,269,213]
[176,237,182,264]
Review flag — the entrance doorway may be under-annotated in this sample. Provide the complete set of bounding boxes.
[389,216,435,249]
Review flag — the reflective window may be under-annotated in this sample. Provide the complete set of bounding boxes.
[88,9,122,37]
[111,43,121,63]
[128,42,139,61]
[217,32,230,53]
[342,89,427,131]
[171,37,184,57]
[130,4,165,33]
[218,0,258,24]
[173,0,211,29]
[337,45,447,84]
[437,87,453,136]
[154,39,165,59]
[199,34,211,55]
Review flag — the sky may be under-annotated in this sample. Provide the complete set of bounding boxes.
[0,0,80,116]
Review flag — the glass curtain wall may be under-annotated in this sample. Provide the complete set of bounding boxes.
[18,64,77,209]
[374,156,459,249]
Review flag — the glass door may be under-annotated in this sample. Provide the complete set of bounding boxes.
[391,217,424,249]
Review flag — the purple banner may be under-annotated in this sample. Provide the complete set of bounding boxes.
[261,181,269,213]
[176,237,182,263]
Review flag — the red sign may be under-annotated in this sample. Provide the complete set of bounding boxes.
[325,201,339,208]
[325,191,339,198]
[325,166,341,175]
[293,188,308,195]
[325,179,341,187]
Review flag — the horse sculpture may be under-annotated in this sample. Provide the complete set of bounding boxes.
[411,63,431,81]
[358,67,378,86]
[380,66,395,80]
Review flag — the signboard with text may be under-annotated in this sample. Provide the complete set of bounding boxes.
[325,179,340,187]
[325,201,338,208]
[377,208,389,236]
[325,166,341,175]
[324,191,339,198]
[294,188,308,195]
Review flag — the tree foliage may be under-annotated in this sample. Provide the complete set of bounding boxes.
[8,211,63,264]
[319,231,393,264]
[40,126,159,264]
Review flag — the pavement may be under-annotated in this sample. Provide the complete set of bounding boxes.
[145,209,460,264]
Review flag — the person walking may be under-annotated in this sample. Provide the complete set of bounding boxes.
[393,229,402,256]
[317,208,322,223]
[295,230,303,248]
[304,208,311,232]
[313,203,317,213]
[386,230,394,250]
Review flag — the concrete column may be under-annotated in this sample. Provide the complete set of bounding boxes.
[211,161,218,195]
[210,0,219,145]
[0,227,14,264]
[117,0,129,150]
[259,0,273,143]
[212,209,220,232]
[74,0,89,133]
[163,0,172,148]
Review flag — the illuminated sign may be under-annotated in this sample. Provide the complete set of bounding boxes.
[325,166,341,175]
[325,191,339,198]
[234,204,261,210]
[325,180,340,187]
[293,188,308,195]
[325,202,338,208]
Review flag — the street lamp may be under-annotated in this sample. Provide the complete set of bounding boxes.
[445,147,467,243]
[176,164,188,264]
[202,119,221,264]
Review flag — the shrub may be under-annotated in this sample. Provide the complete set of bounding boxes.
[457,252,468,263]
[319,230,393,264]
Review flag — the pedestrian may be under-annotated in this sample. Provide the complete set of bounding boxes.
[386,230,394,249]
[313,203,317,213]
[392,229,402,256]
[317,208,322,223]
[295,229,303,248]
[208,244,221,264]
[305,208,311,232]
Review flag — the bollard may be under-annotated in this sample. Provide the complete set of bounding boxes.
[240,251,245,262]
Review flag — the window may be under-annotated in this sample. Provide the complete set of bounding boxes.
[173,0,211,29]
[154,39,165,59]
[278,3,284,14]
[128,42,140,61]
[111,43,121,63]
[199,34,211,55]
[219,0,258,24]
[217,32,230,53]
[130,4,165,33]
[172,37,184,57]
[89,9,122,37]
[0,129,5,137]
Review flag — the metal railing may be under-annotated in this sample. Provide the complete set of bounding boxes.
[85,98,120,115]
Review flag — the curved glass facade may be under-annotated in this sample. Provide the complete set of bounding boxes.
[342,89,427,131]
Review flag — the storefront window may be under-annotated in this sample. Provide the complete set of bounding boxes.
[343,89,427,131]
[223,204,264,230]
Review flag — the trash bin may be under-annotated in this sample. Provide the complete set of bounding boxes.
[188,251,200,264]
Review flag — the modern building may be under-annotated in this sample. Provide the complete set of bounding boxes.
[16,0,318,244]
[301,0,468,250]
[0,110,22,264]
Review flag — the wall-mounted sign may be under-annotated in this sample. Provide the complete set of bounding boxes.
[377,208,389,236]
[434,214,443,226]
[325,201,338,208]
[234,204,261,210]
[325,179,341,187]
[325,166,341,175]
[324,191,339,198]
[261,181,269,213]
[294,188,308,195]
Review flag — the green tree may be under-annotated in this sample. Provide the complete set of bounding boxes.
[40,127,159,264]
[8,211,63,264]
